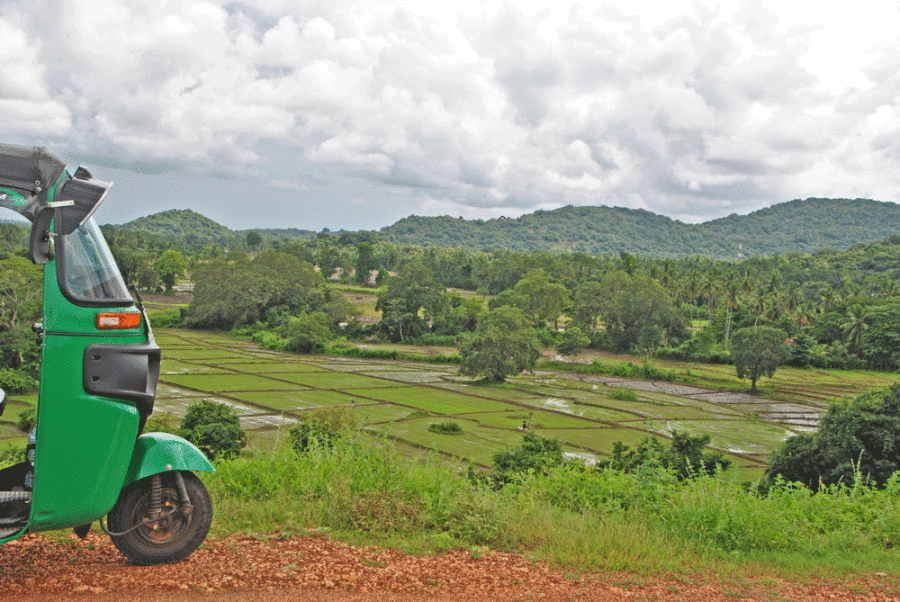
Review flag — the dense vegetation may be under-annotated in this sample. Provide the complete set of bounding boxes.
[766,384,900,490]
[206,427,900,575]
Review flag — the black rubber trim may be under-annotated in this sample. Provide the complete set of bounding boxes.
[83,341,160,417]
[55,205,133,308]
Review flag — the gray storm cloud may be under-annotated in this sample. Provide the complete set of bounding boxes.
[1,0,898,230]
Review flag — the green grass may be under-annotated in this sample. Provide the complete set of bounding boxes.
[203,433,900,580]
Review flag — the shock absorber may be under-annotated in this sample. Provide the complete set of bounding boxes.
[149,474,162,517]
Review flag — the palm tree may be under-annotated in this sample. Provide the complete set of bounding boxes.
[740,268,756,296]
[784,281,801,315]
[766,270,782,296]
[766,271,782,318]
[796,301,815,328]
[752,286,768,327]
[700,269,720,327]
[723,281,741,351]
[841,305,870,357]
[681,269,702,325]
[819,288,836,313]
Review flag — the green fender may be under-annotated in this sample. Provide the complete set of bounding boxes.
[124,432,215,486]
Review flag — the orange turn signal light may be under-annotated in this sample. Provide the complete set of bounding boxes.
[96,312,141,330]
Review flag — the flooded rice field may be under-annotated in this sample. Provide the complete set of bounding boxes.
[135,330,848,479]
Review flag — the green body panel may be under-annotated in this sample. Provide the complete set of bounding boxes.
[29,258,145,531]
[124,433,215,485]
[0,187,26,205]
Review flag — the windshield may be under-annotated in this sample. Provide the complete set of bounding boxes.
[60,217,131,303]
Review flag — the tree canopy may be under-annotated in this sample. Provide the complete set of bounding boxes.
[730,326,791,394]
[595,271,689,351]
[460,306,541,382]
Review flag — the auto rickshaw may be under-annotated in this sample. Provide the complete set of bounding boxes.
[0,143,214,565]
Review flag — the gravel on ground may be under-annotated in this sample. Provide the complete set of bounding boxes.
[1,532,897,601]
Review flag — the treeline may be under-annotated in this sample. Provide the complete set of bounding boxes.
[141,225,900,375]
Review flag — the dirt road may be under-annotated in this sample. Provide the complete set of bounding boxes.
[1,532,896,601]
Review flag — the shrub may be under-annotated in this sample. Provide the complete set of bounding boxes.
[491,433,564,484]
[428,421,463,434]
[415,333,458,347]
[289,407,356,453]
[180,400,247,459]
[283,311,330,353]
[147,308,183,328]
[0,369,37,394]
[16,407,36,433]
[608,387,637,401]
[252,330,288,351]
[597,431,731,480]
[556,326,590,356]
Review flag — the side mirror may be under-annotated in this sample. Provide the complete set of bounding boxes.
[0,388,6,418]
[29,206,55,265]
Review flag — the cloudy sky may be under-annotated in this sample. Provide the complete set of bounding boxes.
[2,0,899,231]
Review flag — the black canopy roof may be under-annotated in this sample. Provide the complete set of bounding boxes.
[0,143,111,229]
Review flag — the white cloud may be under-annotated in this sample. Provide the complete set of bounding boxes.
[3,0,900,230]
[0,15,72,136]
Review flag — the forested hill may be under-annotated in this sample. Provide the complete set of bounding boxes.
[377,198,900,258]
[107,198,900,258]
[110,209,243,252]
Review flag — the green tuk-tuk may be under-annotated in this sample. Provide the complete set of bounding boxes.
[0,143,213,565]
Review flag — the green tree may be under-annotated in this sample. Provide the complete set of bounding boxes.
[730,326,790,394]
[460,306,541,382]
[180,400,247,459]
[859,302,900,370]
[154,249,187,294]
[282,311,331,353]
[430,290,484,335]
[766,383,900,489]
[571,280,604,330]
[354,242,379,285]
[0,255,43,371]
[187,252,325,330]
[375,261,444,342]
[556,326,590,356]
[245,230,263,250]
[512,268,570,328]
[596,271,689,351]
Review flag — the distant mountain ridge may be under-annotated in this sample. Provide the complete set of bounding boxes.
[108,198,900,258]
[376,198,900,258]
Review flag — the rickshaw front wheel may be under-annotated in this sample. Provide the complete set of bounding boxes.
[107,470,213,565]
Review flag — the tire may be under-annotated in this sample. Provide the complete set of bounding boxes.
[107,471,212,565]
